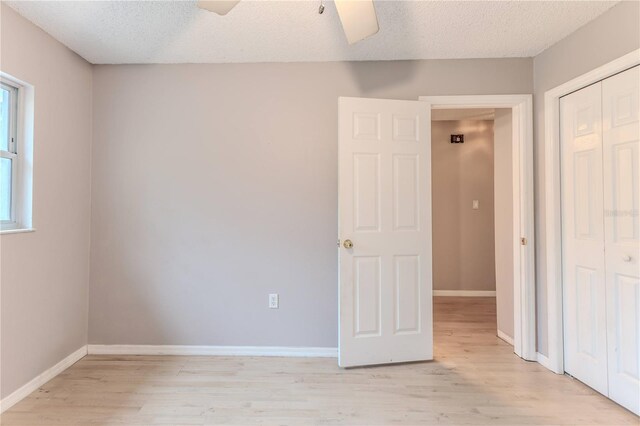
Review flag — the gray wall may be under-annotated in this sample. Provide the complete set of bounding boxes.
[89,59,532,346]
[0,5,92,398]
[431,120,495,292]
[494,109,514,340]
[532,0,640,355]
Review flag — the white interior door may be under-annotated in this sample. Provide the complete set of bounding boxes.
[602,66,640,415]
[338,97,432,368]
[561,82,609,395]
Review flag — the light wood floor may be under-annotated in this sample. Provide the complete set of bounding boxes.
[2,297,637,425]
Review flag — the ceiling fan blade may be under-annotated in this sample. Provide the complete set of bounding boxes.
[197,0,241,16]
[334,0,379,44]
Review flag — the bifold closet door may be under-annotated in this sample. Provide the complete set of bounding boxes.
[561,82,609,396]
[602,66,639,415]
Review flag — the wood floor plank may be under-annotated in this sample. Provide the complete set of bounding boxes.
[1,297,637,425]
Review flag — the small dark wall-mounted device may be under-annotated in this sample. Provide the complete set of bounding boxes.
[451,134,464,144]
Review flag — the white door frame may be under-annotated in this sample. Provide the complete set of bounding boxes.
[419,95,536,361]
[543,49,640,374]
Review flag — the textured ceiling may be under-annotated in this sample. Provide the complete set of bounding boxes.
[5,0,618,64]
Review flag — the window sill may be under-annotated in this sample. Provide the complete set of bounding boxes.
[0,227,36,235]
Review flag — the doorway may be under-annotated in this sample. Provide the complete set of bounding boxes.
[430,108,515,351]
[421,95,536,361]
[337,94,535,368]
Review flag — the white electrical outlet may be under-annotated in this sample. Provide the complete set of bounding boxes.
[269,293,279,309]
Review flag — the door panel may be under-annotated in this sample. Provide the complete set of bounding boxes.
[339,97,432,367]
[353,154,381,231]
[393,154,420,230]
[611,274,639,376]
[394,255,420,334]
[561,82,609,395]
[353,256,382,337]
[602,66,640,415]
[573,150,599,238]
[610,142,637,241]
[575,266,598,357]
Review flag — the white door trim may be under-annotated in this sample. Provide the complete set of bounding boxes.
[543,49,640,374]
[419,94,536,361]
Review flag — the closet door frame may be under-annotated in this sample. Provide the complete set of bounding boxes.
[543,49,640,375]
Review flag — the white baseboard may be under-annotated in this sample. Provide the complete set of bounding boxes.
[0,345,87,414]
[497,330,514,346]
[536,352,556,372]
[87,345,338,358]
[433,290,496,297]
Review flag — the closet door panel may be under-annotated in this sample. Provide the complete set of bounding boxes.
[561,82,609,395]
[603,66,640,415]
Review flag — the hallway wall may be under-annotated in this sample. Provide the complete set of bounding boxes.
[431,120,496,292]
[494,109,514,340]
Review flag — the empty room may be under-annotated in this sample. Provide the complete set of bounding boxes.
[0,1,639,425]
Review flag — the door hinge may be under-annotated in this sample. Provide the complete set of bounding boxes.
[337,239,341,247]
[521,237,527,246]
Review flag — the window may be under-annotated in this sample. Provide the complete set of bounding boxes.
[0,82,18,226]
[0,74,33,232]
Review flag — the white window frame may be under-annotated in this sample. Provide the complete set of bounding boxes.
[1,81,19,229]
[0,72,34,234]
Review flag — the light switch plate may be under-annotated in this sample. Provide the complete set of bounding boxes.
[269,293,279,309]
[472,200,479,210]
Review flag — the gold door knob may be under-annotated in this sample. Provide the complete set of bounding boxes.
[343,239,353,249]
